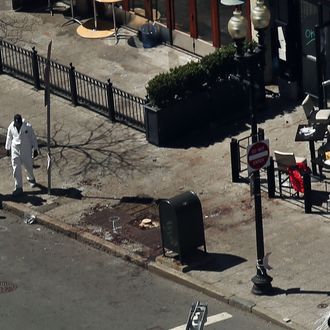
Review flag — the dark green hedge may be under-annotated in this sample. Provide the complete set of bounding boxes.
[145,44,236,108]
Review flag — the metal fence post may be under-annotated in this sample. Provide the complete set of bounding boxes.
[230,138,240,183]
[0,40,3,74]
[31,47,41,90]
[69,63,78,106]
[267,156,275,198]
[107,79,116,122]
[258,127,264,141]
[303,172,312,213]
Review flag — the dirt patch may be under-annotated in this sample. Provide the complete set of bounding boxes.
[80,201,163,260]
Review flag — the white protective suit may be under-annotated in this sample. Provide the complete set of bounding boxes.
[5,119,38,189]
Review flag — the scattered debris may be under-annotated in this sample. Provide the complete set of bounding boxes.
[110,216,122,234]
[0,281,17,294]
[24,214,36,225]
[318,303,329,309]
[104,232,113,241]
[263,252,273,270]
[0,226,8,232]
[92,227,103,234]
[139,218,159,229]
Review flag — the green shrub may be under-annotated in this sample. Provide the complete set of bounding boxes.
[200,44,236,86]
[145,61,207,108]
[146,44,237,107]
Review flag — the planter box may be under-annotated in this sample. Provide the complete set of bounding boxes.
[144,80,264,147]
[144,91,210,146]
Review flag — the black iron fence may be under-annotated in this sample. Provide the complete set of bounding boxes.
[230,130,330,214]
[0,39,146,132]
[230,128,265,183]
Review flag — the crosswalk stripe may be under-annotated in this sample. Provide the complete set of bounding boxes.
[169,312,233,330]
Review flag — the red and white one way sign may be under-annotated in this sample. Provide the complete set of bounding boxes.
[247,139,270,174]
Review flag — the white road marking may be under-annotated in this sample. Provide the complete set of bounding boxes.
[169,312,233,330]
[249,150,269,161]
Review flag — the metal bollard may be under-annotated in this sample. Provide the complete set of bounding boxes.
[230,138,240,183]
[69,63,78,106]
[267,156,275,198]
[303,172,312,213]
[31,47,41,90]
[107,79,116,122]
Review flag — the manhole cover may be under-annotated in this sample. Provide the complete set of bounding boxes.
[317,303,328,309]
[0,281,17,294]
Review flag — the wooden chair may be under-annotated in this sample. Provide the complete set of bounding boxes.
[274,151,307,197]
[301,94,330,125]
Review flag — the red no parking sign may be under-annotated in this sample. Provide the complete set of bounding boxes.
[247,140,270,174]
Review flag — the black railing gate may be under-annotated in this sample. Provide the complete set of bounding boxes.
[0,39,146,133]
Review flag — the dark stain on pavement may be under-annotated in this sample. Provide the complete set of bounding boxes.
[81,200,162,260]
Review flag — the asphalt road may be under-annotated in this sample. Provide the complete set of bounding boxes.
[0,209,286,330]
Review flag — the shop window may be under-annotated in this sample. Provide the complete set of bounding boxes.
[130,0,146,17]
[219,4,247,46]
[300,1,317,56]
[276,0,288,24]
[196,0,212,42]
[174,0,190,33]
[152,0,166,24]
[301,1,318,96]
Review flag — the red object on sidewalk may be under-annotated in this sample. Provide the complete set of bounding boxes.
[287,162,310,193]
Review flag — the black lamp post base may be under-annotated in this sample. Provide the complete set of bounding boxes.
[251,273,274,295]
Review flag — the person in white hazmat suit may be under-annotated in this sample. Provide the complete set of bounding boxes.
[5,114,39,196]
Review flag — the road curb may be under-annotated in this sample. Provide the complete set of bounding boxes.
[252,305,308,330]
[148,261,301,330]
[1,201,306,329]
[2,201,149,268]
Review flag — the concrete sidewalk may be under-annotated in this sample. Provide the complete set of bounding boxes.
[2,3,330,330]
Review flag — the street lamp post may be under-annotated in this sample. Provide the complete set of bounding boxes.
[222,0,273,295]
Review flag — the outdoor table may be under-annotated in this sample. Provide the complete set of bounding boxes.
[311,142,330,179]
[76,0,121,40]
[311,155,330,179]
[62,0,82,26]
[94,0,121,42]
[295,123,327,177]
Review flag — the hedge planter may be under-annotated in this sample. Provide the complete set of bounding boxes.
[144,79,264,147]
[144,91,210,146]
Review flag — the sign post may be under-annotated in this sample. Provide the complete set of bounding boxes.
[44,40,52,195]
[247,139,270,174]
[247,139,273,295]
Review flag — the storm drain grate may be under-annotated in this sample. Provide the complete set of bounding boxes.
[0,281,17,294]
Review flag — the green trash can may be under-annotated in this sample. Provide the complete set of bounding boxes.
[159,191,206,262]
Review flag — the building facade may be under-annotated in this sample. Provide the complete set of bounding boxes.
[271,0,330,103]
[121,0,330,102]
[12,0,330,102]
[121,0,254,56]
